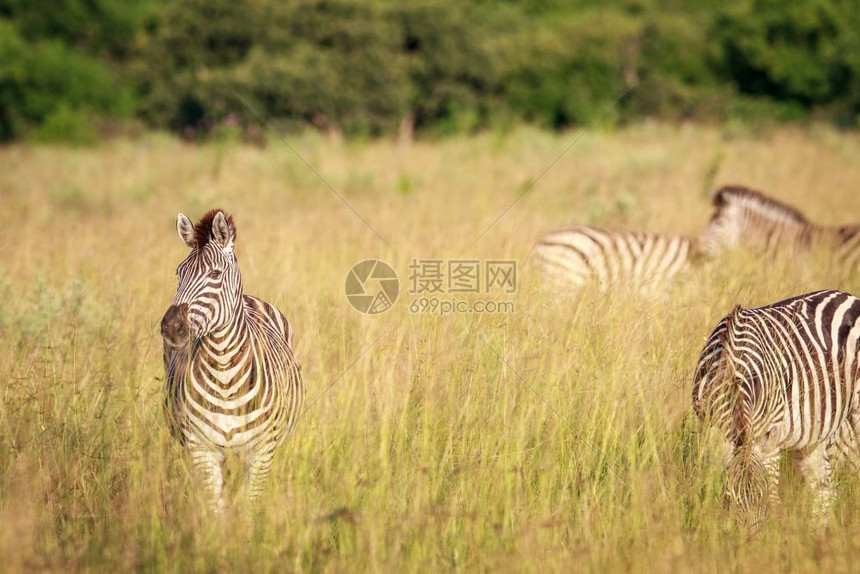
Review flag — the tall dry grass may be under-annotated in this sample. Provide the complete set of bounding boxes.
[1,123,860,572]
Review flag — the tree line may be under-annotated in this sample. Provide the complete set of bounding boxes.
[1,0,858,143]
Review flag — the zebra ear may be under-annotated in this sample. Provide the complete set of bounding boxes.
[177,214,196,248]
[212,211,235,253]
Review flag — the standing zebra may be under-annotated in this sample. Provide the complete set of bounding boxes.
[700,186,860,269]
[161,209,304,512]
[529,225,701,293]
[692,290,860,523]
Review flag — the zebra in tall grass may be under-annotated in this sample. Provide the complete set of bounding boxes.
[161,209,304,512]
[700,186,860,269]
[692,290,860,523]
[529,225,701,293]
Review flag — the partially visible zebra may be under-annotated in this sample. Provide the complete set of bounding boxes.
[161,209,304,512]
[529,225,701,293]
[692,290,860,523]
[700,185,860,269]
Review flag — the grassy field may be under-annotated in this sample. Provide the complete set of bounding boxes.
[2,122,860,572]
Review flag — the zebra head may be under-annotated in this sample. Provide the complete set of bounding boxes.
[166,209,243,340]
[700,186,810,256]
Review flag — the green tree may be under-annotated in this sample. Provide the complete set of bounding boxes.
[503,8,639,128]
[718,0,860,109]
[0,18,131,141]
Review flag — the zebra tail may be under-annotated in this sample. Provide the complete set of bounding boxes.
[721,305,753,447]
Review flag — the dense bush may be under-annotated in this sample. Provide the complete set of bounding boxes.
[718,0,860,123]
[0,0,857,142]
[0,18,134,141]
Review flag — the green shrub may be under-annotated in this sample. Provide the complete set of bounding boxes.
[503,9,638,128]
[138,0,409,136]
[33,104,97,144]
[717,0,860,108]
[0,17,134,141]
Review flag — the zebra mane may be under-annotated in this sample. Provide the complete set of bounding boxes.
[190,208,236,249]
[712,186,809,225]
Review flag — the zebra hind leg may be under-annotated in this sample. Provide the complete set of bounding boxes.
[762,452,781,509]
[796,443,837,526]
[834,406,860,470]
[190,447,226,513]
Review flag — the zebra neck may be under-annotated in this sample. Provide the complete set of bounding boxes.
[199,309,250,364]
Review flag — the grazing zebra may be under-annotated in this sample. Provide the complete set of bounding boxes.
[161,209,304,512]
[692,290,860,523]
[529,225,701,292]
[700,185,860,269]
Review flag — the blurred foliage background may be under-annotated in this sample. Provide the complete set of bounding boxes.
[0,0,858,143]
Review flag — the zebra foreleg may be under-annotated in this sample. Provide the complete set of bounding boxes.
[191,447,226,513]
[243,445,276,515]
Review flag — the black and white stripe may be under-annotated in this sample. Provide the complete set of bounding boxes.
[530,225,699,292]
[693,290,860,522]
[700,186,860,269]
[162,209,304,512]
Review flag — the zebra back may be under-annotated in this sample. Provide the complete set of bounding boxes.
[530,225,698,292]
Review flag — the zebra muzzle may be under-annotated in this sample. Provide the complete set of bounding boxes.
[161,303,191,348]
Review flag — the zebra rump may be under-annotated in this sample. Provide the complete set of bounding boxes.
[692,289,860,521]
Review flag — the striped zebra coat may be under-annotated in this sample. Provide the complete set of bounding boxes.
[161,209,304,512]
[529,225,700,293]
[692,290,860,522]
[700,186,860,270]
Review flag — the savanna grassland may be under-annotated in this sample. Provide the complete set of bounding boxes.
[2,123,860,572]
